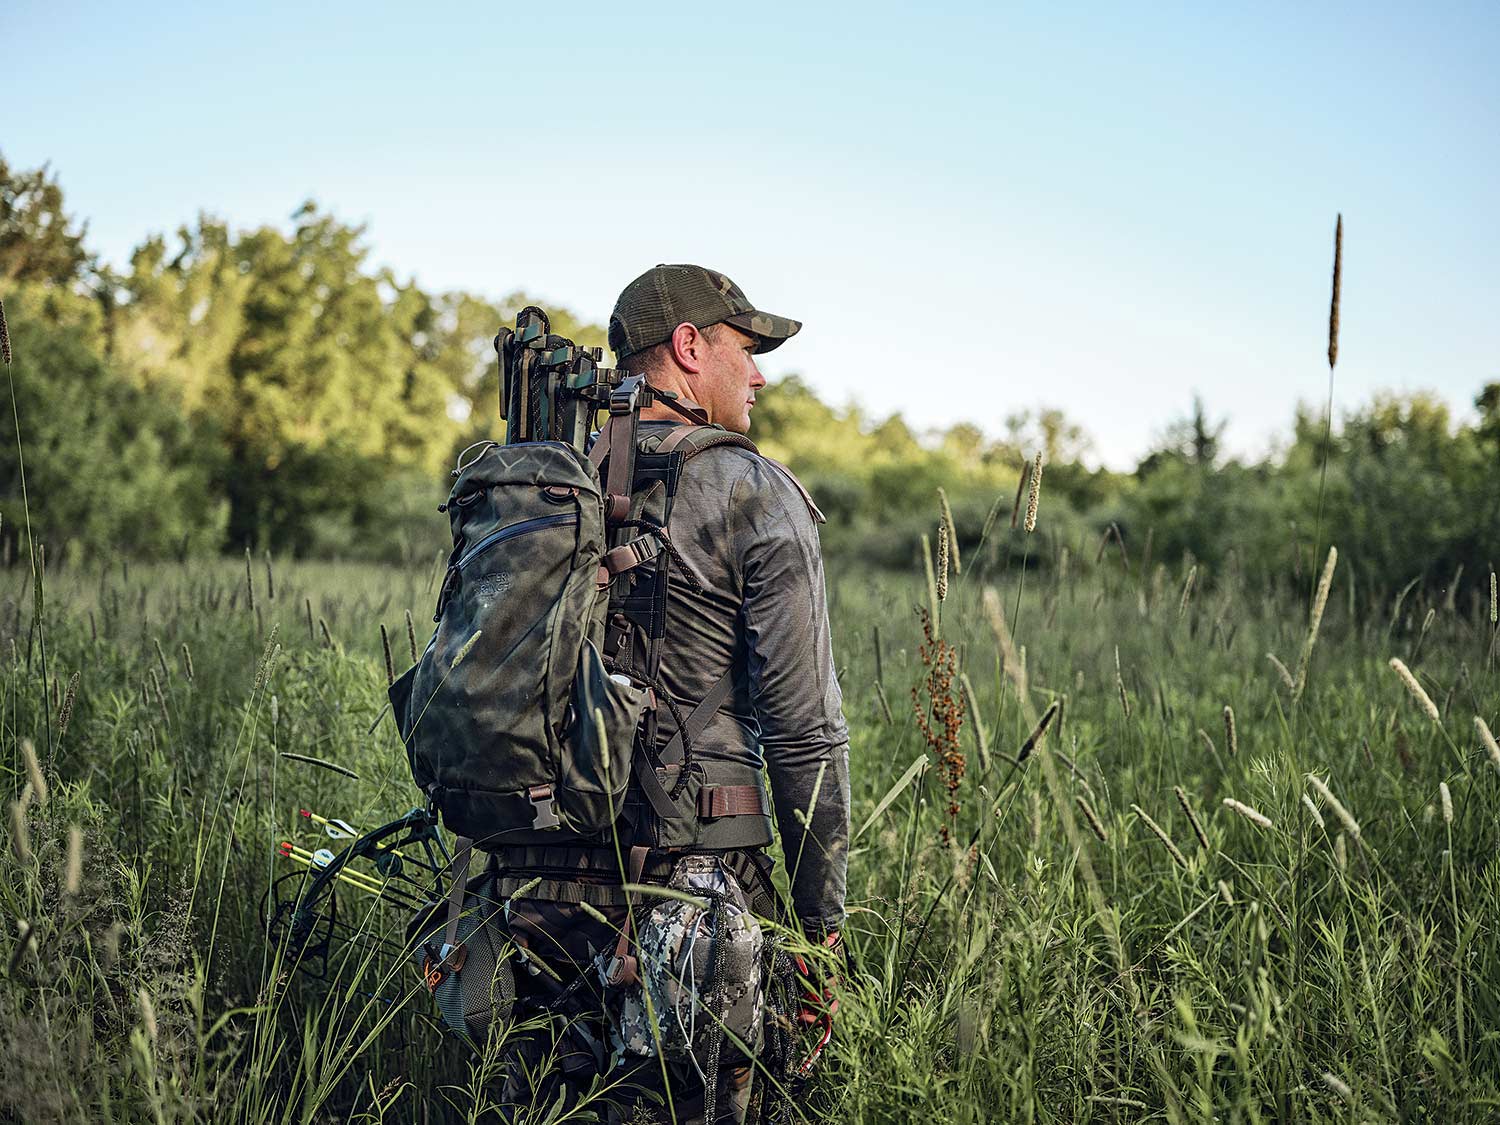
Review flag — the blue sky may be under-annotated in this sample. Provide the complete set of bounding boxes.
[6,0,1497,467]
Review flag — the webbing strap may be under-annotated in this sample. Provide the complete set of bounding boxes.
[659,667,735,766]
[440,836,474,963]
[607,845,650,987]
[633,752,686,821]
[698,784,768,819]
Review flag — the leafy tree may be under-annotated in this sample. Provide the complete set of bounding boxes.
[0,153,90,286]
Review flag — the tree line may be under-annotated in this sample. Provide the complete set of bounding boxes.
[2,153,1496,600]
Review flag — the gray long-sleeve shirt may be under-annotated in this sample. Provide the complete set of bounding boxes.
[642,421,851,933]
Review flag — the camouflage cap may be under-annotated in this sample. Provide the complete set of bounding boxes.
[608,264,801,363]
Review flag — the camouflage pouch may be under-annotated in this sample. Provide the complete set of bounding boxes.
[604,854,765,1063]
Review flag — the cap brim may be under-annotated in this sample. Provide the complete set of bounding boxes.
[723,310,802,354]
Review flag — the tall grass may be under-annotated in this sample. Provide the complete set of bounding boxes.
[4,534,1500,1121]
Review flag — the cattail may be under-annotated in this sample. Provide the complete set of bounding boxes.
[1327,214,1343,371]
[1266,653,1295,692]
[935,523,949,603]
[1114,647,1131,718]
[181,642,195,683]
[244,547,256,614]
[1322,1071,1351,1102]
[937,488,961,575]
[1217,879,1234,906]
[57,671,80,743]
[138,989,159,1043]
[453,629,483,668]
[64,825,84,895]
[1306,774,1361,842]
[406,609,419,663]
[1131,803,1188,869]
[8,801,30,863]
[20,738,47,806]
[380,624,395,685]
[1478,717,1500,772]
[1174,786,1210,850]
[1294,546,1337,700]
[1389,657,1441,723]
[1177,565,1197,619]
[1301,793,1326,830]
[1017,701,1059,763]
[1222,797,1273,829]
[1023,452,1043,534]
[0,299,11,365]
[1439,781,1453,826]
[1009,460,1030,530]
[1076,795,1108,842]
[1223,705,1238,757]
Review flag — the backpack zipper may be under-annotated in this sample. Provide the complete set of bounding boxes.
[456,512,579,571]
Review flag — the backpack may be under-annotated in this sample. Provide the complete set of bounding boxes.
[387,398,772,852]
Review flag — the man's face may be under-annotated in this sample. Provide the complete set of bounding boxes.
[691,324,767,435]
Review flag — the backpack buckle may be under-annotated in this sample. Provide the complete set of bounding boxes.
[527,785,560,830]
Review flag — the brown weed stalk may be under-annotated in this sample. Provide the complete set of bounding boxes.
[912,607,966,839]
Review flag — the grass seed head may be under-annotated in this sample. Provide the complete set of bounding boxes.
[1389,657,1441,723]
[1306,774,1361,842]
[1301,792,1325,830]
[937,487,960,574]
[1490,570,1497,625]
[1222,797,1273,829]
[1327,214,1342,371]
[1017,700,1059,762]
[1075,794,1108,842]
[64,825,84,895]
[1322,1071,1352,1102]
[1439,781,1453,826]
[57,671,80,743]
[1024,452,1043,534]
[936,522,949,603]
[1294,546,1337,699]
[380,623,395,685]
[1130,803,1188,869]
[406,609,420,663]
[20,738,47,806]
[1009,460,1030,530]
[9,800,31,864]
[1478,716,1500,772]
[1217,879,1234,905]
[1174,785,1210,850]
[453,629,483,668]
[1266,652,1295,692]
[138,988,158,1043]
[1223,705,1238,757]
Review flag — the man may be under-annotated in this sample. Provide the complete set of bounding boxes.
[500,264,850,1123]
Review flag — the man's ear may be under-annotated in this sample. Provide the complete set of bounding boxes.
[668,322,708,375]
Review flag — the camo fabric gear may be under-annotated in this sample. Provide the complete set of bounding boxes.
[406,871,516,1044]
[607,854,766,1063]
[609,264,801,362]
[389,440,649,843]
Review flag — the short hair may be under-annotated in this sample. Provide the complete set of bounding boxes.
[620,322,729,382]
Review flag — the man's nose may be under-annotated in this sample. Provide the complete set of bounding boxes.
[750,364,766,389]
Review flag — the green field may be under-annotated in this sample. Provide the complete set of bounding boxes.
[3,537,1499,1123]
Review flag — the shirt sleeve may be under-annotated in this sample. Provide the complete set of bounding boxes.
[730,459,851,933]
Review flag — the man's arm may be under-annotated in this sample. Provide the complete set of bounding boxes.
[732,460,851,935]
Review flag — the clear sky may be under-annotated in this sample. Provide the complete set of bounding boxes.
[6,0,1497,467]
